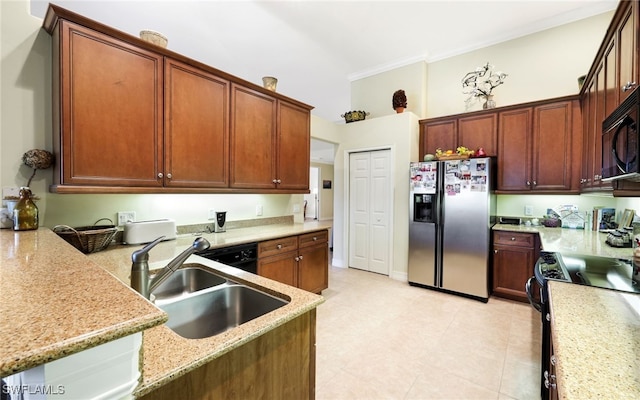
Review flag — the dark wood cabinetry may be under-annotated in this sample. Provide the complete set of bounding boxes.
[51,20,164,189]
[580,0,638,195]
[165,59,229,188]
[497,98,581,193]
[44,4,312,194]
[419,113,497,158]
[420,97,581,194]
[492,230,540,303]
[258,230,329,294]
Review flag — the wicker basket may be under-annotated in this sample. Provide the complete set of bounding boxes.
[53,218,118,254]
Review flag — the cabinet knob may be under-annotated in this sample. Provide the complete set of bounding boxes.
[276,179,282,184]
[312,236,318,241]
[526,180,531,186]
[277,244,282,249]
[533,181,537,186]
[622,81,637,92]
[295,256,299,261]
[510,237,516,241]
[298,255,303,260]
[272,179,278,184]
[166,173,172,179]
[157,172,163,179]
[494,249,498,254]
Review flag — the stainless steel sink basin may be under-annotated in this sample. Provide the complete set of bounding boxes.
[158,284,288,339]
[152,265,228,302]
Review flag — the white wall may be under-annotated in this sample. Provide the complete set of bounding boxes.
[426,11,614,117]
[332,112,419,280]
[351,61,428,119]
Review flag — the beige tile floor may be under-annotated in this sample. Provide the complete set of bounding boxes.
[315,265,542,400]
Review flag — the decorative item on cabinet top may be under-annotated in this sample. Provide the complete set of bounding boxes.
[341,110,370,123]
[139,30,168,48]
[461,62,507,110]
[392,89,407,113]
[262,76,278,91]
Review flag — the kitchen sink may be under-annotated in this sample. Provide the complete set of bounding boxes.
[151,265,228,302]
[158,284,288,339]
[150,264,289,339]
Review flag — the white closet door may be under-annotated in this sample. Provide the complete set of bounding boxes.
[349,150,391,274]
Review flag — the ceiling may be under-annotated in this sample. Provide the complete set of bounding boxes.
[30,0,618,164]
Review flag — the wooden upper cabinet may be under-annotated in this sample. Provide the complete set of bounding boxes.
[618,1,637,103]
[54,21,163,188]
[164,59,229,188]
[419,113,497,160]
[44,4,312,194]
[419,120,456,157]
[230,84,277,189]
[496,98,581,193]
[277,101,310,190]
[497,108,532,191]
[458,114,498,156]
[532,101,577,191]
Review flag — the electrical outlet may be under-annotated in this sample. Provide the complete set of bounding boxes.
[524,205,533,216]
[117,211,136,226]
[208,209,216,220]
[255,205,263,216]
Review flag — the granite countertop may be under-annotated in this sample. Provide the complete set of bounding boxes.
[494,223,640,398]
[88,221,329,397]
[493,223,634,260]
[548,281,640,399]
[0,229,166,378]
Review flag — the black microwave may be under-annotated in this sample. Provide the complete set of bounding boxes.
[602,87,640,182]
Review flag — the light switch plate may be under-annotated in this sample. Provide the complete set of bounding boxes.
[524,205,533,216]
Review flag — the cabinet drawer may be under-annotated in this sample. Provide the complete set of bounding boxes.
[298,230,328,248]
[493,231,537,247]
[258,236,298,258]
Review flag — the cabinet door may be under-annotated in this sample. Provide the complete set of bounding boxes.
[532,101,575,191]
[497,108,533,191]
[230,84,277,189]
[458,113,498,156]
[581,75,595,189]
[618,1,637,103]
[605,39,618,118]
[419,120,457,158]
[277,101,310,190]
[57,21,163,187]
[258,251,298,287]
[298,244,328,294]
[164,59,229,188]
[492,244,537,303]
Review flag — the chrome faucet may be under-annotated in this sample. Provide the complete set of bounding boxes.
[131,236,211,299]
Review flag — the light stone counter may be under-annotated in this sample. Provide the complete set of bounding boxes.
[548,281,640,399]
[0,229,166,378]
[493,223,634,260]
[87,221,328,397]
[495,224,640,398]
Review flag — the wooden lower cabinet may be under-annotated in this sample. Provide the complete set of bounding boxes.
[258,230,329,293]
[139,309,316,400]
[492,231,540,302]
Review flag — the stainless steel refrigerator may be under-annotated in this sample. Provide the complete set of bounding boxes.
[408,158,496,301]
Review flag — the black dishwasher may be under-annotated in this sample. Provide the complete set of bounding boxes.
[197,242,258,274]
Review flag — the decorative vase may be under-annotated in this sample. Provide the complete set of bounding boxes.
[483,95,496,109]
[12,187,38,231]
[262,76,278,92]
